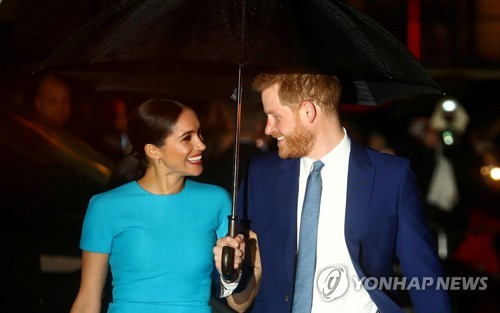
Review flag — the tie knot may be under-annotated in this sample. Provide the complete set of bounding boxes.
[312,160,324,173]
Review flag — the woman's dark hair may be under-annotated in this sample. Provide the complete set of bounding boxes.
[107,99,186,189]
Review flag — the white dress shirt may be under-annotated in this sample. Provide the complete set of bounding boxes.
[297,130,378,313]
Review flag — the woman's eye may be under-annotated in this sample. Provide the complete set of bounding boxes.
[182,135,191,142]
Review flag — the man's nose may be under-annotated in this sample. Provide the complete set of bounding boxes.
[264,119,273,135]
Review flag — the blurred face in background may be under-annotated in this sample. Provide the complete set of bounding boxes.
[35,75,71,127]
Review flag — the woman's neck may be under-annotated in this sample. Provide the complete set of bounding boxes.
[137,169,186,195]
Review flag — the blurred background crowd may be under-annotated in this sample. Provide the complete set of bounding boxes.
[0,0,498,312]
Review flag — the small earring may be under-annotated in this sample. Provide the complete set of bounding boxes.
[157,158,161,165]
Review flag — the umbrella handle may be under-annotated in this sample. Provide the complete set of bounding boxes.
[221,215,239,283]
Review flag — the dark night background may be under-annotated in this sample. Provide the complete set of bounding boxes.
[0,1,498,312]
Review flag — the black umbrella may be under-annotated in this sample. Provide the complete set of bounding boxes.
[34,0,442,281]
[36,0,441,104]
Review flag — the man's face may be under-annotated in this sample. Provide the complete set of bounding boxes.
[262,84,315,158]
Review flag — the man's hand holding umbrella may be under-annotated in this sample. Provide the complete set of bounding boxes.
[214,231,262,312]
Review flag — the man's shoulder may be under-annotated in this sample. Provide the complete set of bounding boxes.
[351,141,410,168]
[350,144,410,176]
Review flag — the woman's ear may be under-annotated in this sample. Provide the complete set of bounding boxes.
[301,100,317,123]
[144,144,158,160]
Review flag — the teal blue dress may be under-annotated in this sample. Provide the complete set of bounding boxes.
[80,180,231,313]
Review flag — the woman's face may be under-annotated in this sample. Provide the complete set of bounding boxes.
[158,108,206,177]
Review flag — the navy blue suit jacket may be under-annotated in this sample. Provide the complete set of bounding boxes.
[236,141,451,313]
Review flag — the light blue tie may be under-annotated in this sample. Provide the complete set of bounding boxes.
[292,160,324,313]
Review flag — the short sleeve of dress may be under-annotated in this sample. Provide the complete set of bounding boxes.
[80,195,114,254]
[215,189,232,239]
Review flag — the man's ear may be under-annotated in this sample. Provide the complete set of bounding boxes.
[301,100,317,123]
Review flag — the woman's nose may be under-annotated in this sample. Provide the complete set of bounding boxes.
[196,138,206,151]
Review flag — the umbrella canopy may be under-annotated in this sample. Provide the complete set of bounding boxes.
[35,0,441,105]
[34,0,443,282]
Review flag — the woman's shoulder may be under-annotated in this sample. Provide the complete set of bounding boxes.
[186,181,231,216]
[187,180,230,198]
[85,182,142,219]
[91,181,138,203]
[186,179,228,194]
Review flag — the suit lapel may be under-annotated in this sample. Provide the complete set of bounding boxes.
[345,142,374,250]
[276,157,300,286]
[266,145,375,288]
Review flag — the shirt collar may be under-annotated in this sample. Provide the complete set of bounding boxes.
[300,128,351,172]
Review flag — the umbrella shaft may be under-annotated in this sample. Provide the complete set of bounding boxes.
[230,64,243,220]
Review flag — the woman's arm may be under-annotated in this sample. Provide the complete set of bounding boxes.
[70,251,109,313]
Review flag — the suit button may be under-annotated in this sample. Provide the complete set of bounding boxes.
[284,294,289,302]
